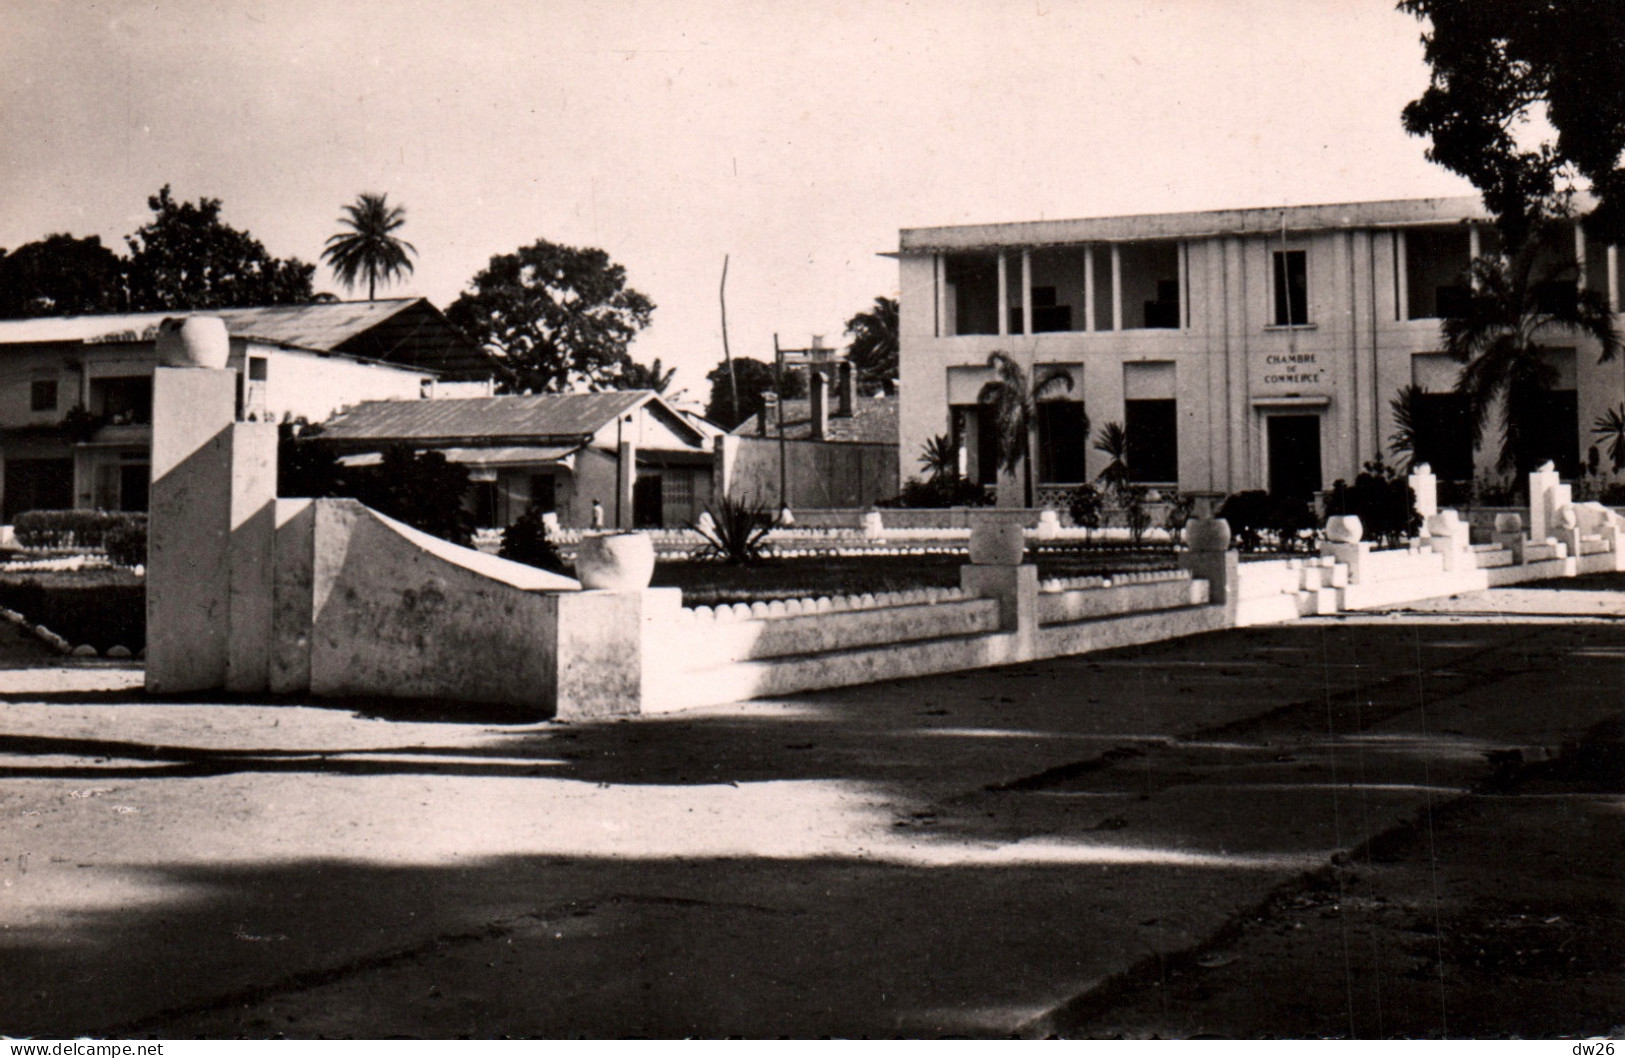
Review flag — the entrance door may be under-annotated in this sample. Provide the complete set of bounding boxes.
[1267,415,1322,500]
[633,475,663,528]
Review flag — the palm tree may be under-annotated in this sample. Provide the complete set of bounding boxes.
[977,350,1075,507]
[1445,221,1622,474]
[1594,405,1625,474]
[918,433,960,483]
[322,193,416,301]
[844,296,899,395]
[1093,421,1131,494]
[1387,384,1425,472]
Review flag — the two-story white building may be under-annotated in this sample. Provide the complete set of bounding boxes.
[895,196,1625,507]
[0,299,489,520]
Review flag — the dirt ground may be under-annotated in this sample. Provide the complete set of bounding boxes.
[1,582,1623,1039]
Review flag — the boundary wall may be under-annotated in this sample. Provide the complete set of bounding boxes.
[146,359,1625,720]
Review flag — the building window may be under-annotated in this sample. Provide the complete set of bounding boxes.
[247,357,268,381]
[1119,241,1181,329]
[1124,399,1178,484]
[943,252,1000,336]
[29,379,57,412]
[1410,390,1473,482]
[952,404,1000,486]
[1272,250,1309,326]
[1036,401,1088,484]
[91,376,153,425]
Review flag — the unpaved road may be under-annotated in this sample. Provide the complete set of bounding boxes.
[1,583,1622,1038]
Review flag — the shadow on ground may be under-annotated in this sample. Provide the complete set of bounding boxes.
[2,615,1623,1038]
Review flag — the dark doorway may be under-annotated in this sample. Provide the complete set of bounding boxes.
[119,463,150,512]
[1267,415,1322,500]
[633,475,663,528]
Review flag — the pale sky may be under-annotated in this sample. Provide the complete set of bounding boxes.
[0,0,1474,402]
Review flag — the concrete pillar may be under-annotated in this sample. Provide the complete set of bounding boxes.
[146,367,276,695]
[1493,512,1526,564]
[1609,244,1619,313]
[557,588,679,719]
[1083,245,1097,332]
[1320,515,1369,584]
[1020,250,1033,337]
[810,369,829,440]
[1528,463,1562,542]
[616,436,636,530]
[960,562,1038,661]
[1179,517,1238,619]
[1111,244,1123,331]
[1427,509,1469,571]
[1409,463,1437,541]
[1396,229,1409,319]
[838,361,855,417]
[997,251,1009,338]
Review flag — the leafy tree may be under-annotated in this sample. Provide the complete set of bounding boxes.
[610,356,679,395]
[843,295,899,396]
[499,504,568,574]
[1443,224,1621,473]
[124,186,315,311]
[0,234,125,317]
[349,447,476,546]
[1399,0,1625,246]
[977,350,1073,507]
[446,239,655,394]
[322,192,416,301]
[703,356,805,429]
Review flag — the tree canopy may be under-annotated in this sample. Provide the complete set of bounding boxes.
[124,186,315,310]
[1400,0,1625,246]
[977,350,1074,507]
[0,234,125,318]
[704,356,806,430]
[445,239,655,393]
[322,192,416,301]
[843,295,899,395]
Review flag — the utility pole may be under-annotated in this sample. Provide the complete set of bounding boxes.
[773,333,787,509]
[720,255,740,425]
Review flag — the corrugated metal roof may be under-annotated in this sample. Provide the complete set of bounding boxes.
[338,445,576,468]
[320,392,653,444]
[0,298,426,351]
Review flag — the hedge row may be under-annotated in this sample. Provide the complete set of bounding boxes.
[13,510,148,553]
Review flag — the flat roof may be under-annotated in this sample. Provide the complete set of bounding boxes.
[897,195,1493,253]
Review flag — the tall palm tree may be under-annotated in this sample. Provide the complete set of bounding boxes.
[977,350,1076,507]
[322,193,416,301]
[1445,221,1621,474]
[844,296,899,395]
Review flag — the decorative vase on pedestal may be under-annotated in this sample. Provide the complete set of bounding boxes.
[574,531,655,591]
[155,316,230,369]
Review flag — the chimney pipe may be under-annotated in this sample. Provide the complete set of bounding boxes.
[759,392,777,437]
[810,369,829,440]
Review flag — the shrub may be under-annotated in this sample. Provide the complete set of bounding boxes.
[1218,491,1316,553]
[1067,483,1104,542]
[1162,493,1196,547]
[879,476,992,509]
[693,495,773,565]
[1325,459,1421,549]
[498,505,567,574]
[104,519,148,567]
[1121,486,1152,547]
[13,510,143,550]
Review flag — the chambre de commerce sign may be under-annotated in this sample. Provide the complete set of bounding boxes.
[1260,350,1324,388]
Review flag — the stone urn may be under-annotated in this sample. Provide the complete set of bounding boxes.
[574,531,655,591]
[1555,505,1579,532]
[1324,515,1363,544]
[155,316,230,370]
[1035,509,1061,539]
[969,521,1026,565]
[1185,517,1232,553]
[1493,512,1523,535]
[1425,509,1462,537]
